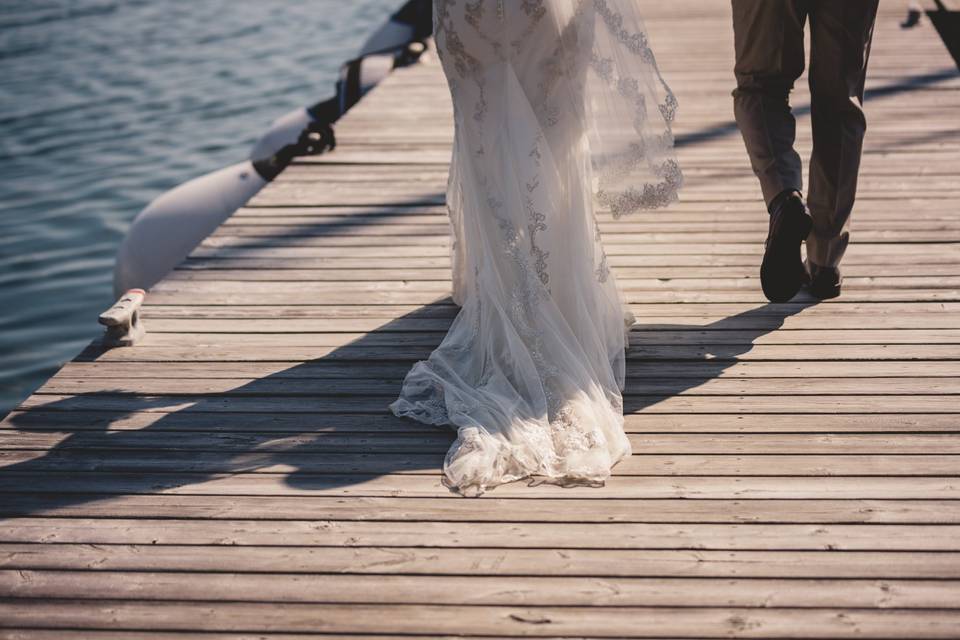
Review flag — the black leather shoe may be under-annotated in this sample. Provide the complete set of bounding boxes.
[805,259,842,299]
[760,192,813,303]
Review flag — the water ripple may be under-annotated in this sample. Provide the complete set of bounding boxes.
[0,0,402,415]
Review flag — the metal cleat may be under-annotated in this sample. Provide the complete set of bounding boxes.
[99,288,146,347]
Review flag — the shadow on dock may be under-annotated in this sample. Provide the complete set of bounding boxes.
[0,301,812,517]
[20,56,955,516]
[674,66,958,150]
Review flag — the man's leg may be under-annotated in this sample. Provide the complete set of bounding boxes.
[806,1,879,275]
[732,0,814,303]
[732,0,808,209]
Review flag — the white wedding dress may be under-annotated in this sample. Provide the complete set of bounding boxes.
[390,0,681,495]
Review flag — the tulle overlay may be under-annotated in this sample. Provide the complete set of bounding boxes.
[390,0,681,496]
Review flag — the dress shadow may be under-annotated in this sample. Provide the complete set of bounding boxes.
[0,297,814,517]
[4,59,952,514]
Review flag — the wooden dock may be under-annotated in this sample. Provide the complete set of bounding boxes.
[2,3,960,637]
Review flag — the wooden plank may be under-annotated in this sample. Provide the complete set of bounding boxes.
[44,359,960,379]
[2,495,957,524]
[166,266,960,282]
[17,393,960,414]
[3,571,959,608]
[136,301,960,318]
[3,449,959,476]
[73,328,960,346]
[208,222,960,237]
[186,241,960,258]
[3,600,960,637]
[1,473,957,499]
[29,375,960,397]
[70,344,960,362]
[4,431,960,455]
[139,290,960,305]
[3,543,960,578]
[5,410,959,434]
[2,517,960,550]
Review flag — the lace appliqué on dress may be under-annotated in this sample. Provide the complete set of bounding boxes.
[390,0,677,496]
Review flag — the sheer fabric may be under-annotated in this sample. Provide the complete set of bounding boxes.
[390,0,681,496]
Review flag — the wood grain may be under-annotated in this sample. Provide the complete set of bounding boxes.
[1,2,958,636]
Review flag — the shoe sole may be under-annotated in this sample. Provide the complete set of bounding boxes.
[808,282,842,300]
[760,208,813,303]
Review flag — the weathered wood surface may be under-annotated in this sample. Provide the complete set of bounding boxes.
[2,2,959,638]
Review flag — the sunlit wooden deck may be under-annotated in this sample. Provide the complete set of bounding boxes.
[2,3,960,637]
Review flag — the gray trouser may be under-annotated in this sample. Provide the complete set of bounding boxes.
[731,0,879,268]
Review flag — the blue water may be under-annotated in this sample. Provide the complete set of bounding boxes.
[0,0,401,416]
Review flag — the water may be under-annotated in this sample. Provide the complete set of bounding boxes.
[0,0,402,416]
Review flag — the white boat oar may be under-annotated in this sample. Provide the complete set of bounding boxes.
[250,0,431,162]
[111,0,432,301]
[113,161,266,296]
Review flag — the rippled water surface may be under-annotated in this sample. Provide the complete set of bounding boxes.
[0,0,400,415]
